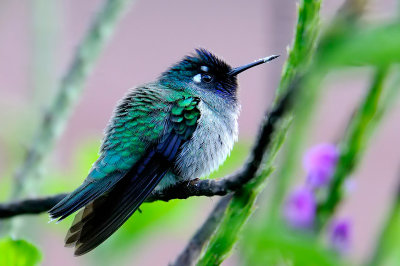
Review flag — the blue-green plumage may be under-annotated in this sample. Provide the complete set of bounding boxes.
[49,48,278,255]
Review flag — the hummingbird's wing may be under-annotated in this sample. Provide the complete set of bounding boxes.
[49,86,200,255]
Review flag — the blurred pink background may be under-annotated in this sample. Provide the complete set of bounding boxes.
[0,0,399,265]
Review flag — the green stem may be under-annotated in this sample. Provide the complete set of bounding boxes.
[11,0,136,199]
[365,71,400,266]
[317,68,389,228]
[269,72,324,219]
[269,0,323,218]
[277,0,321,98]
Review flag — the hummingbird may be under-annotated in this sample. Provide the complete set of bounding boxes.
[49,48,279,256]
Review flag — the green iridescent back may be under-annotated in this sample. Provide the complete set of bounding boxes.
[89,84,199,179]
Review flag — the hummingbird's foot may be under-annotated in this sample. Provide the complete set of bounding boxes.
[188,178,200,187]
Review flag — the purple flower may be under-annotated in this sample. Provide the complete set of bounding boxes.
[284,187,316,229]
[329,219,351,254]
[303,143,339,188]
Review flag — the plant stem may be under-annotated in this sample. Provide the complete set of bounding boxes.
[364,71,400,265]
[277,0,321,98]
[317,67,389,228]
[11,0,136,200]
[269,0,323,219]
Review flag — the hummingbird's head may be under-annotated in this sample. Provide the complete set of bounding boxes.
[159,48,279,102]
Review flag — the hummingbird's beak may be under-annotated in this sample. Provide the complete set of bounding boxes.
[228,55,280,76]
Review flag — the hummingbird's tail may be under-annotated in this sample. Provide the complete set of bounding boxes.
[49,171,125,222]
[51,129,184,255]
[63,151,170,256]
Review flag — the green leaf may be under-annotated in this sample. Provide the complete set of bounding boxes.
[0,238,42,266]
[318,22,400,67]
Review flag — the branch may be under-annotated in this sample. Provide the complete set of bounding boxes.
[11,0,136,199]
[0,194,67,219]
[0,83,295,219]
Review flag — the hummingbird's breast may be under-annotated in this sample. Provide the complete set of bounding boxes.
[172,100,240,182]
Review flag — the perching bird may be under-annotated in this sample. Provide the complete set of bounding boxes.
[49,48,279,256]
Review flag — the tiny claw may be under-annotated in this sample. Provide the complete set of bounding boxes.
[188,178,200,187]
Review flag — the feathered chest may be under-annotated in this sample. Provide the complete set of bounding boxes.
[174,101,240,179]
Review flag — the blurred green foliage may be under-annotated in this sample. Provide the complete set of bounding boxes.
[0,238,42,266]
[245,225,343,266]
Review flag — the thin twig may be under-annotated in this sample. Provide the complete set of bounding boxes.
[0,194,67,219]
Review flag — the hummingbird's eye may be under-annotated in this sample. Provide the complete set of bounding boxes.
[201,74,213,83]
[193,73,213,83]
